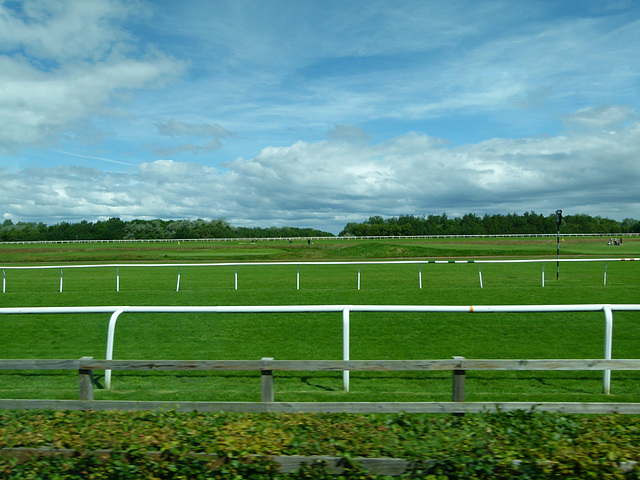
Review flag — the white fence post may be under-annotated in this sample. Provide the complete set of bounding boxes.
[176,267,181,292]
[115,267,120,292]
[603,305,613,394]
[604,262,609,286]
[478,265,483,288]
[59,269,63,293]
[105,308,125,390]
[542,262,546,287]
[419,264,422,289]
[297,265,300,290]
[2,269,5,293]
[235,266,238,290]
[357,265,361,291]
[343,307,350,392]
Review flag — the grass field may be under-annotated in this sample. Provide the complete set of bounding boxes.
[1,235,639,404]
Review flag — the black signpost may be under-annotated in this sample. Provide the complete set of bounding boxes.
[555,209,562,279]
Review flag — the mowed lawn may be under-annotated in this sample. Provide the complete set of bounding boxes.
[1,236,639,403]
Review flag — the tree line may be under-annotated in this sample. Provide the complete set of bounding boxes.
[339,212,640,236]
[0,218,332,242]
[1,212,638,242]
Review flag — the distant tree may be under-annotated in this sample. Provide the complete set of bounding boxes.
[457,213,484,235]
[94,218,126,240]
[622,218,640,233]
[338,212,639,237]
[2,213,637,242]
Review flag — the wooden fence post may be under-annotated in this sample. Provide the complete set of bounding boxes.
[78,356,94,401]
[452,356,466,402]
[261,357,274,402]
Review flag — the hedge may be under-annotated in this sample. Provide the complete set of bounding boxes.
[1,409,640,478]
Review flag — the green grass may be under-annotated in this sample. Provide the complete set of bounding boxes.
[1,236,639,403]
[2,234,637,263]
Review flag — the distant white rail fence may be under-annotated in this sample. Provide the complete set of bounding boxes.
[2,258,638,293]
[2,232,639,245]
[1,304,639,394]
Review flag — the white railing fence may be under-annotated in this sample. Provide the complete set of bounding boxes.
[2,258,639,293]
[2,232,639,246]
[1,304,639,394]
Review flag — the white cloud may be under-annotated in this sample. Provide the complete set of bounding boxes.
[156,119,233,138]
[563,105,636,130]
[0,0,141,61]
[0,0,186,153]
[3,117,639,232]
[151,119,233,156]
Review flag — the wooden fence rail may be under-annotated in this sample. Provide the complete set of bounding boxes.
[2,358,640,414]
[5,358,640,371]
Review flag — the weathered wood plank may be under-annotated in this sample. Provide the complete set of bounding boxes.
[0,359,80,370]
[3,358,640,371]
[2,399,640,414]
[70,358,640,371]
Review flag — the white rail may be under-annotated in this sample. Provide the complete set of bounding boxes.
[1,304,639,393]
[2,232,639,245]
[2,258,638,293]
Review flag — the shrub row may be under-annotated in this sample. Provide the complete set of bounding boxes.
[1,409,640,478]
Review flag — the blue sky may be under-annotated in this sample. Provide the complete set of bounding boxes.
[1,0,639,233]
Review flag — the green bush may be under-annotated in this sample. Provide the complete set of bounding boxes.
[1,409,640,478]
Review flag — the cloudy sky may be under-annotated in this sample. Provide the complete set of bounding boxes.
[2,0,639,233]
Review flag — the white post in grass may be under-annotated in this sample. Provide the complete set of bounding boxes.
[235,265,238,290]
[603,305,613,394]
[59,269,63,293]
[343,307,350,392]
[176,267,181,292]
[297,265,300,290]
[418,264,422,289]
[478,265,483,288]
[541,262,546,287]
[105,308,125,390]
[115,267,120,292]
[357,265,361,291]
[604,262,609,286]
[2,269,5,293]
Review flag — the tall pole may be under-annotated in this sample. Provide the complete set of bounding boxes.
[555,209,562,280]
[556,230,560,279]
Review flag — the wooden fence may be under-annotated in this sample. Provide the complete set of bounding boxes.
[2,357,640,414]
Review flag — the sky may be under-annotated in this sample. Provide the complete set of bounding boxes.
[1,0,639,234]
